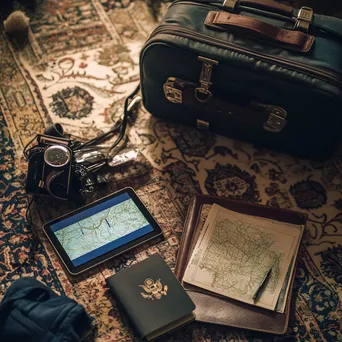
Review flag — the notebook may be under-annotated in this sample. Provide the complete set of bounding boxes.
[175,195,307,334]
[106,254,196,341]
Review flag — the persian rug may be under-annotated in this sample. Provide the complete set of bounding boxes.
[1,1,341,341]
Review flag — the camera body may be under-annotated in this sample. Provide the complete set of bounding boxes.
[26,134,82,202]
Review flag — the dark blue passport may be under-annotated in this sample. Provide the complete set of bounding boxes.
[106,254,195,341]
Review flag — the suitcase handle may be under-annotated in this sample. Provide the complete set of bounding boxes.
[224,0,293,17]
[223,1,314,33]
[205,11,314,52]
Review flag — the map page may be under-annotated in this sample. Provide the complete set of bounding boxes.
[54,198,152,266]
[183,204,303,311]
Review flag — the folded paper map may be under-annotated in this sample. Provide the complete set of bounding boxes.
[183,204,304,312]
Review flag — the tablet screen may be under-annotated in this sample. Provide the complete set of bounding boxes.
[50,191,154,267]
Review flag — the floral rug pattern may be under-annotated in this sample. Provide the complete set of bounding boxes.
[0,1,341,341]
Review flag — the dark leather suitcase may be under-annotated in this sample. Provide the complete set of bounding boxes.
[140,0,342,159]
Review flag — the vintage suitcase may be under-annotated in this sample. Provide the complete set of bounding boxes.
[140,0,342,159]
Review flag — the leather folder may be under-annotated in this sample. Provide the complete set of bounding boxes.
[175,194,307,334]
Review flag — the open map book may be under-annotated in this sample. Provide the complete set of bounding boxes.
[183,204,304,312]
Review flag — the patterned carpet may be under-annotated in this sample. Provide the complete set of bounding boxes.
[0,1,342,341]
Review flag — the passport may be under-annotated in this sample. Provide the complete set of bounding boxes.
[106,254,195,341]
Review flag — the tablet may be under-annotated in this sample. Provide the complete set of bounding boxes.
[43,188,163,275]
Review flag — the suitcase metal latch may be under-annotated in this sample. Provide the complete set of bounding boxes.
[222,0,238,11]
[195,56,219,103]
[263,106,287,132]
[163,77,183,104]
[294,6,313,32]
[197,119,210,129]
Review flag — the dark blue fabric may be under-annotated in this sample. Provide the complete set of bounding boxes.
[0,277,93,342]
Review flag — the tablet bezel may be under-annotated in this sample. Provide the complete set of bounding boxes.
[43,187,163,275]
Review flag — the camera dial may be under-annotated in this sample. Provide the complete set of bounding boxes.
[44,145,71,167]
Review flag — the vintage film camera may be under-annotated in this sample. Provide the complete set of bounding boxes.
[25,132,85,202]
[24,88,142,203]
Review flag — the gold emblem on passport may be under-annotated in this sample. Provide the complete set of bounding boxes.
[139,278,168,300]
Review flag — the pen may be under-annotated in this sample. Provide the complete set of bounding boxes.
[253,267,272,304]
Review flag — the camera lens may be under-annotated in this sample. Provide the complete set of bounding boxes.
[44,145,71,167]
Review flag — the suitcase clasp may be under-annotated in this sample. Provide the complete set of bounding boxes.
[163,77,183,104]
[294,7,313,32]
[263,106,287,132]
[195,56,219,103]
[197,119,210,130]
[222,0,237,11]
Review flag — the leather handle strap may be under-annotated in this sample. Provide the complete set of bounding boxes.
[234,0,293,17]
[205,11,314,52]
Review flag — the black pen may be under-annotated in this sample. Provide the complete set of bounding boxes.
[253,267,272,304]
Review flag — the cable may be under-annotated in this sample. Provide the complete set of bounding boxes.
[73,84,141,154]
[73,120,123,151]
[23,134,38,159]
[107,84,141,159]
